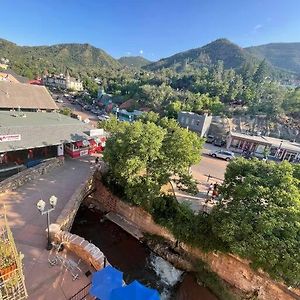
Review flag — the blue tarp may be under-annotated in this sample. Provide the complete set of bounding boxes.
[89,266,123,300]
[109,280,160,300]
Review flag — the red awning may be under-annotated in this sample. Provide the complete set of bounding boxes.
[89,139,96,146]
[74,140,83,147]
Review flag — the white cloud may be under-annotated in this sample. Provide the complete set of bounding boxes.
[254,24,263,31]
[139,50,144,55]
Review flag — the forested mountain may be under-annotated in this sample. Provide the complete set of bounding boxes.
[0,38,120,78]
[146,39,260,71]
[245,43,300,74]
[118,56,151,68]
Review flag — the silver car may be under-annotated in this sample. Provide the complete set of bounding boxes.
[210,150,235,161]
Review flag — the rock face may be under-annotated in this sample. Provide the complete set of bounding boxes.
[209,115,300,142]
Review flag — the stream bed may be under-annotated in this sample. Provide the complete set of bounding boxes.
[71,205,218,300]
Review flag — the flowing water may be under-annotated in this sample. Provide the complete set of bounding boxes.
[71,205,218,300]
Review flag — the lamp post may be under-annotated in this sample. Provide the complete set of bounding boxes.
[36,195,58,250]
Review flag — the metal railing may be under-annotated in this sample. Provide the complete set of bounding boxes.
[68,282,92,300]
[0,206,28,299]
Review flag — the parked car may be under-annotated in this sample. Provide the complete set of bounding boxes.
[83,118,90,124]
[98,115,110,121]
[205,135,215,143]
[213,139,226,147]
[210,150,235,161]
[55,99,63,103]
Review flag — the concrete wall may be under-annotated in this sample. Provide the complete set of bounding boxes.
[94,179,300,300]
[0,157,64,193]
[178,111,212,137]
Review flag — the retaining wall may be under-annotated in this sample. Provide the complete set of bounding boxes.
[55,171,95,231]
[0,157,64,193]
[50,226,105,271]
[93,178,300,300]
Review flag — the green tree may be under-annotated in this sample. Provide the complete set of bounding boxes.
[253,60,268,84]
[211,158,300,286]
[103,118,203,209]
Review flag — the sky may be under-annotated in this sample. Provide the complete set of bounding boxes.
[1,0,300,61]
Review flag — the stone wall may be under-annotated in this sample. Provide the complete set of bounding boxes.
[94,178,300,300]
[55,171,95,231]
[50,225,105,271]
[0,157,64,193]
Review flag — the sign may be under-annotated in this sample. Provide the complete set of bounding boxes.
[0,134,21,143]
[80,150,89,157]
[57,144,64,156]
[89,129,104,137]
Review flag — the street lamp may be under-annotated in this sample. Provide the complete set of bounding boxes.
[36,195,58,250]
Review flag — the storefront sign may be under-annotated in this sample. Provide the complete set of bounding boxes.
[80,149,89,157]
[0,134,21,142]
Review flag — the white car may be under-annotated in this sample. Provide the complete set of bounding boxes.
[98,115,110,121]
[210,150,235,161]
[83,118,90,124]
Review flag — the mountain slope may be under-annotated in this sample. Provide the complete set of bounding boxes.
[245,43,300,74]
[118,56,151,68]
[146,39,258,71]
[0,38,121,78]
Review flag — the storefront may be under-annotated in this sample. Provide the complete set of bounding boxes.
[227,132,300,162]
[0,111,107,179]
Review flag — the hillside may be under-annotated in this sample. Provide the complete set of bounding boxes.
[0,38,121,78]
[146,39,259,71]
[245,43,300,74]
[118,56,151,68]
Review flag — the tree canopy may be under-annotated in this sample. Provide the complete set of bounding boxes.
[211,158,300,286]
[102,118,203,209]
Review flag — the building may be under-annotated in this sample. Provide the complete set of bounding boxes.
[114,108,143,122]
[0,69,28,83]
[0,111,106,175]
[43,71,83,91]
[177,111,212,137]
[226,132,300,162]
[0,81,58,111]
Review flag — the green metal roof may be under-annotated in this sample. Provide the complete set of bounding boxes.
[0,111,92,152]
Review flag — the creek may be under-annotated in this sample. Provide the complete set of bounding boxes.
[71,205,218,300]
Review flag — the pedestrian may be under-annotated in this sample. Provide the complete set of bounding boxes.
[95,157,99,164]
[213,182,218,191]
[212,188,219,200]
[207,183,213,195]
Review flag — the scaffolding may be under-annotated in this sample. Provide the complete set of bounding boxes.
[0,207,27,300]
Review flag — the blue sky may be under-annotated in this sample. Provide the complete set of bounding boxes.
[1,0,300,60]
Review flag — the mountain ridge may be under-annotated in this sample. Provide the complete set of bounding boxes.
[1,38,300,78]
[118,56,151,68]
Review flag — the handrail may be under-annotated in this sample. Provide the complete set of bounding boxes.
[68,282,92,300]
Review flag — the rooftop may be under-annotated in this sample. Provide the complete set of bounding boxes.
[230,132,300,153]
[0,111,92,152]
[0,81,58,110]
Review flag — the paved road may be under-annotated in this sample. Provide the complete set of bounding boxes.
[175,144,229,213]
[0,157,95,300]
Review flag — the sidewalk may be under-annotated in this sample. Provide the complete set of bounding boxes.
[0,157,96,299]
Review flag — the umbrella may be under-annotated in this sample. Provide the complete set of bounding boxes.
[109,280,160,300]
[89,266,123,300]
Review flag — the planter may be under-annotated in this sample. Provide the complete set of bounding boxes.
[0,263,17,280]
